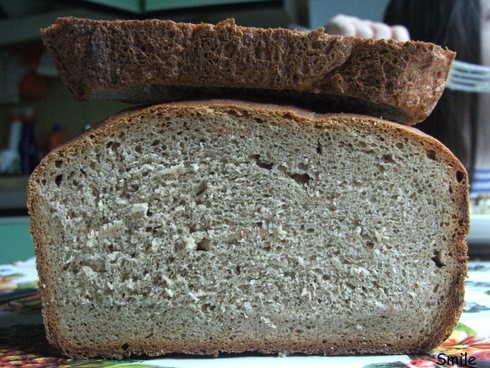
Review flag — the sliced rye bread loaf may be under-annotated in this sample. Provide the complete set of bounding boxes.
[41,17,455,125]
[28,100,468,359]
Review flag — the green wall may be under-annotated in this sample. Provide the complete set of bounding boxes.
[0,217,34,263]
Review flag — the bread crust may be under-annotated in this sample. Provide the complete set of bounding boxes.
[27,99,468,359]
[41,17,455,125]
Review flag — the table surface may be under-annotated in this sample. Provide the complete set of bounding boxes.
[1,258,489,367]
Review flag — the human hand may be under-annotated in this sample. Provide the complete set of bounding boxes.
[325,14,410,41]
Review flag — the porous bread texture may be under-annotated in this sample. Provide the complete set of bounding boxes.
[41,17,455,125]
[28,100,468,359]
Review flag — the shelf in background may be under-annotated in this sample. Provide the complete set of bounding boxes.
[83,0,271,13]
[470,215,490,244]
[0,0,288,47]
[0,7,119,47]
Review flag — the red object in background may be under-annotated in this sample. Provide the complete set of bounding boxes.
[19,71,47,98]
[47,124,65,151]
[18,44,47,98]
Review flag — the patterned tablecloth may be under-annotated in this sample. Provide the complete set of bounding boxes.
[1,258,489,368]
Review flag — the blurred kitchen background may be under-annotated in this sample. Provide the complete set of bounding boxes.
[0,0,487,263]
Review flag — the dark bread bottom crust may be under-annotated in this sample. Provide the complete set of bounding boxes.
[90,85,409,124]
[59,336,436,360]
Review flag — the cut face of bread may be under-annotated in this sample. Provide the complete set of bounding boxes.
[41,17,455,125]
[28,100,468,359]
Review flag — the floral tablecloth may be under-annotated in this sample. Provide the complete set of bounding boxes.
[1,258,489,368]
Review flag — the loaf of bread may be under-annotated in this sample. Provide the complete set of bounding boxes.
[28,100,468,359]
[41,17,455,125]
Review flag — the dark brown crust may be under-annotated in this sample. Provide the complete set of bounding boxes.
[41,17,455,125]
[27,99,468,359]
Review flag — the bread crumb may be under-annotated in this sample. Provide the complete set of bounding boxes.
[275,225,287,240]
[157,163,186,177]
[260,316,277,329]
[183,236,196,250]
[81,266,97,281]
[131,203,148,216]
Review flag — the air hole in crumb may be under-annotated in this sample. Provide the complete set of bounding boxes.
[396,142,404,149]
[41,179,47,185]
[456,171,465,183]
[316,141,323,154]
[382,154,396,164]
[195,181,207,196]
[55,175,63,186]
[355,139,367,149]
[135,145,142,154]
[366,241,375,249]
[426,150,436,160]
[431,250,445,268]
[277,165,288,174]
[55,160,63,168]
[201,303,216,312]
[110,142,121,151]
[121,343,129,350]
[298,162,309,171]
[151,140,160,146]
[290,173,311,185]
[197,238,210,251]
[249,154,274,170]
[255,118,264,124]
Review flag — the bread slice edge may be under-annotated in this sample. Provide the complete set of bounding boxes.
[27,99,469,358]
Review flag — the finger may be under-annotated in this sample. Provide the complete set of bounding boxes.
[325,14,357,36]
[391,25,411,41]
[370,22,392,40]
[353,19,374,39]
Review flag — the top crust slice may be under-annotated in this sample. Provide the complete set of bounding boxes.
[41,17,455,125]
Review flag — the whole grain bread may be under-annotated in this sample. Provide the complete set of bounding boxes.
[42,17,455,125]
[28,100,468,359]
